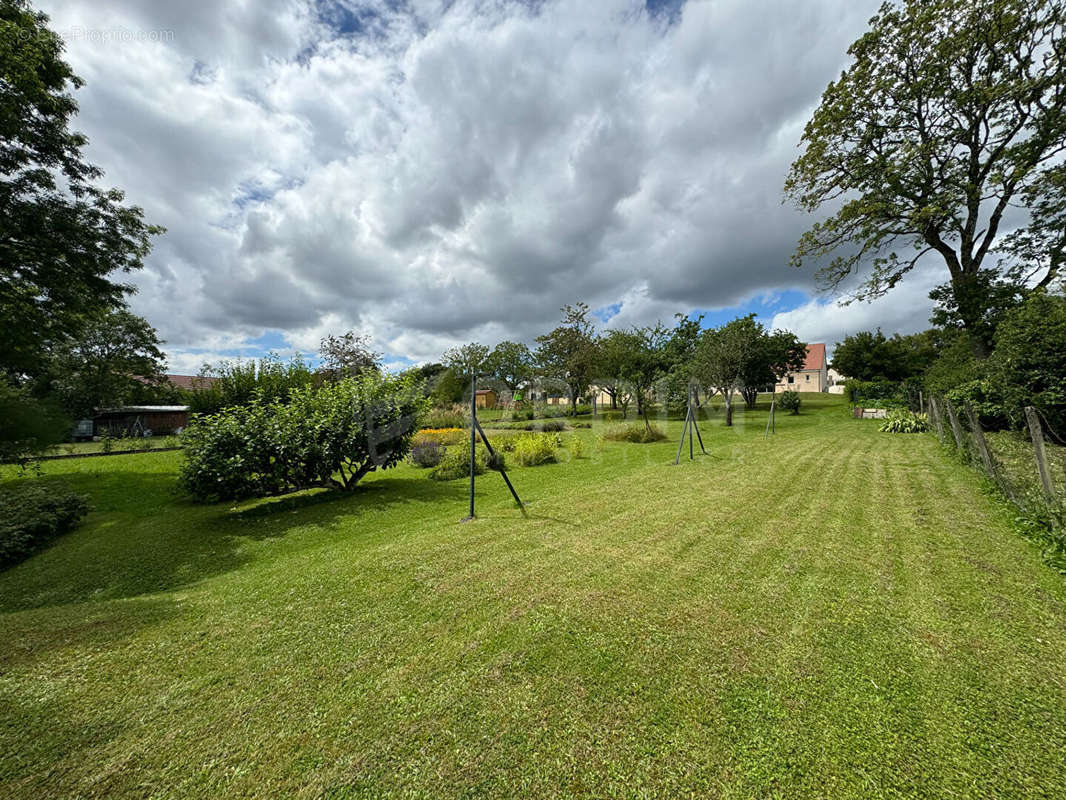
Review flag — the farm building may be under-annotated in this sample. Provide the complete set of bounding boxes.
[93,406,190,437]
[775,343,828,393]
[474,389,497,408]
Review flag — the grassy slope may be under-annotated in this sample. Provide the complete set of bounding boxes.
[2,396,1066,799]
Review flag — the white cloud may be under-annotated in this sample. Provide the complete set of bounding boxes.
[38,0,896,366]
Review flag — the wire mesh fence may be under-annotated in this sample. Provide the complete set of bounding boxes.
[927,395,1066,542]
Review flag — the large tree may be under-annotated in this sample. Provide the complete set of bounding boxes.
[785,0,1066,358]
[831,328,940,382]
[443,342,490,396]
[604,325,669,431]
[535,303,598,416]
[1,1,163,379]
[318,331,380,382]
[483,340,534,394]
[693,319,760,427]
[738,326,808,409]
[43,309,169,418]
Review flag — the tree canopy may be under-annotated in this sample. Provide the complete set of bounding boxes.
[1,1,163,379]
[786,0,1066,357]
[535,303,598,415]
[42,308,169,418]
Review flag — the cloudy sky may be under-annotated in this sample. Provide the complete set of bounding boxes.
[39,0,946,372]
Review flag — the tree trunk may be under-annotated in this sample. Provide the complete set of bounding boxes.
[569,388,577,417]
[742,386,757,409]
[951,271,992,359]
[724,395,733,427]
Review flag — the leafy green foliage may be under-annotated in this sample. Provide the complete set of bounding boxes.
[318,331,380,383]
[831,329,937,382]
[603,423,667,443]
[879,409,929,433]
[535,303,598,416]
[987,291,1066,432]
[778,390,801,415]
[785,0,1066,353]
[187,354,316,414]
[511,433,560,466]
[0,481,88,567]
[0,0,163,380]
[944,379,1011,430]
[428,441,487,481]
[39,308,169,417]
[0,379,69,466]
[180,374,427,502]
[600,325,670,430]
[484,341,534,392]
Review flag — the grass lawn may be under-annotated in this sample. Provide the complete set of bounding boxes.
[3,395,1066,798]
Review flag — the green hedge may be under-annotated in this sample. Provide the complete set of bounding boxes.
[1,482,89,568]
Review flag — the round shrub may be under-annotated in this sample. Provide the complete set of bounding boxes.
[778,391,801,415]
[410,440,444,468]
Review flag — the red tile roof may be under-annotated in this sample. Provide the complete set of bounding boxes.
[166,374,218,391]
[801,343,826,371]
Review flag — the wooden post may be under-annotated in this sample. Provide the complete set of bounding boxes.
[1025,406,1055,500]
[943,398,967,455]
[966,403,997,480]
[927,396,945,443]
[464,374,476,521]
[919,390,924,415]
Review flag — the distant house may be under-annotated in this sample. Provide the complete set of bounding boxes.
[775,343,828,393]
[474,388,497,409]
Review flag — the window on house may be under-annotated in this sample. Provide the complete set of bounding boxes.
[787,376,794,384]
[805,374,810,381]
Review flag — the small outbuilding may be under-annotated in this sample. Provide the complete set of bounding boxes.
[474,389,497,409]
[93,406,190,437]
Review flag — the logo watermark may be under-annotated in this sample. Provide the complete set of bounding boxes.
[16,25,175,45]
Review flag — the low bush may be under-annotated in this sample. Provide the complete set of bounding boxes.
[602,411,625,423]
[512,433,560,466]
[422,407,466,429]
[510,406,535,421]
[428,442,488,481]
[565,436,585,459]
[879,409,929,433]
[0,482,90,567]
[572,422,592,429]
[778,391,801,415]
[603,423,667,443]
[410,440,444,468]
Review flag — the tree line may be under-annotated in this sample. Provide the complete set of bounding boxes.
[430,304,808,429]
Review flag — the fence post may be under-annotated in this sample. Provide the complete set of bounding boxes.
[965,403,997,481]
[1024,406,1056,500]
[943,398,967,456]
[928,395,946,443]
